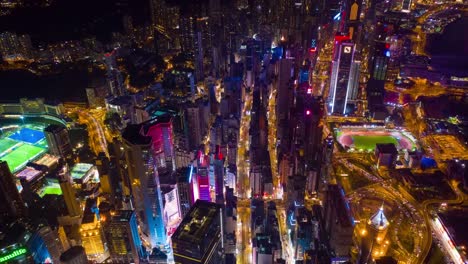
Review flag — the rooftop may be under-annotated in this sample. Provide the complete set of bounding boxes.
[172,200,220,244]
[44,124,66,133]
[110,210,134,222]
[122,124,152,146]
[70,163,93,180]
[16,167,42,182]
[369,206,390,230]
[141,114,172,135]
[376,143,398,154]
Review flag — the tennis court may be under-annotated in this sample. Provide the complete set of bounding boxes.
[8,127,45,145]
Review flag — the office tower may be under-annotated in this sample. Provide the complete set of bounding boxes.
[104,210,143,264]
[172,200,223,264]
[141,115,176,173]
[59,166,82,217]
[0,161,27,218]
[328,40,359,115]
[60,246,88,264]
[122,125,167,247]
[44,124,72,158]
[358,206,390,262]
[323,184,355,259]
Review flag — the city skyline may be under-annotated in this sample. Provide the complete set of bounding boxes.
[0,0,467,264]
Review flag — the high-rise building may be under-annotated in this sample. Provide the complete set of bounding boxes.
[104,210,143,264]
[172,200,223,264]
[328,40,359,115]
[0,161,27,219]
[44,124,72,159]
[122,125,167,248]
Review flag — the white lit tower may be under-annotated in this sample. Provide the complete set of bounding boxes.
[359,205,390,263]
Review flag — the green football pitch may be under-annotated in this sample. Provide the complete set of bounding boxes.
[0,144,46,172]
[351,135,399,150]
[0,138,21,155]
[39,185,62,197]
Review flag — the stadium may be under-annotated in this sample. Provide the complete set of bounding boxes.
[335,126,417,152]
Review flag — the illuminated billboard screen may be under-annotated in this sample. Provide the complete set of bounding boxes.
[0,247,27,263]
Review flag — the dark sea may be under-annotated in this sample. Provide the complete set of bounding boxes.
[0,68,89,102]
[427,15,468,75]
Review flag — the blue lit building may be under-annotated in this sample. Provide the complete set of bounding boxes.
[123,125,167,248]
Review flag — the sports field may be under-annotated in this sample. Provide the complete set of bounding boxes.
[0,126,48,172]
[336,129,416,151]
[39,185,62,197]
[1,144,46,172]
[0,138,21,155]
[352,135,399,150]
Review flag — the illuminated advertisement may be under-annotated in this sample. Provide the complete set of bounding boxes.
[0,247,27,263]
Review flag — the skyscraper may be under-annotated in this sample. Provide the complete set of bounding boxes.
[104,210,143,264]
[328,40,359,115]
[172,200,223,264]
[44,124,72,159]
[122,125,167,248]
[0,161,27,219]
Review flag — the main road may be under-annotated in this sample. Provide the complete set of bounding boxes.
[236,87,253,264]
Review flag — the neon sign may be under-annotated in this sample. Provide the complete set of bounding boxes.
[0,248,27,263]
